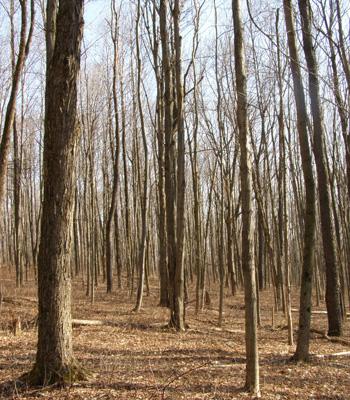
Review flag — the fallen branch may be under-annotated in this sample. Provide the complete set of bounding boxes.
[1,297,37,305]
[160,361,211,399]
[72,319,115,327]
[210,327,245,334]
[71,319,165,330]
[311,351,350,360]
[310,328,350,347]
[291,308,350,317]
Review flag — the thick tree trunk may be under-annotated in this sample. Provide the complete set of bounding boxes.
[160,0,185,330]
[26,0,86,385]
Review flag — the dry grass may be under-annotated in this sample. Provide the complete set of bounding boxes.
[0,267,349,399]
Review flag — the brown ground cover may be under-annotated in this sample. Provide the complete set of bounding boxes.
[0,268,349,399]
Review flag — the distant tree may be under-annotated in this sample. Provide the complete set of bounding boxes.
[0,0,34,208]
[105,0,121,294]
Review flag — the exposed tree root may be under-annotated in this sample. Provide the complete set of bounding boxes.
[20,360,90,387]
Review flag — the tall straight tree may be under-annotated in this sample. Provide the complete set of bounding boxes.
[0,0,34,207]
[298,0,343,337]
[173,0,186,331]
[159,0,185,330]
[232,0,259,395]
[134,0,149,312]
[105,0,121,294]
[283,0,316,361]
[26,0,86,385]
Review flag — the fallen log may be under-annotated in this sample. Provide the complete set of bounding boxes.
[311,351,350,360]
[310,328,350,347]
[72,319,105,326]
[291,308,350,317]
[72,319,118,327]
[71,319,164,330]
[1,297,37,305]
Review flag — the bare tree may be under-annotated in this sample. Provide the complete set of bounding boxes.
[298,0,343,337]
[283,0,316,361]
[25,0,86,385]
[0,0,34,207]
[232,0,259,395]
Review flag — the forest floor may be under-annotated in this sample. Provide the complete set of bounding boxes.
[0,269,349,399]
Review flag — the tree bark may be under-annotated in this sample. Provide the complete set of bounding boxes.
[283,0,316,361]
[298,0,342,337]
[26,0,86,385]
[106,0,120,294]
[232,0,260,395]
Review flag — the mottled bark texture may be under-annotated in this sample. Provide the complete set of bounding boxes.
[26,0,86,385]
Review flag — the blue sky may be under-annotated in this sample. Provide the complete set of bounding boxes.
[85,0,109,43]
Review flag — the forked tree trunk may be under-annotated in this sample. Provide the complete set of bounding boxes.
[158,0,186,330]
[26,0,86,385]
[150,0,168,307]
[283,0,316,361]
[298,0,342,337]
[275,8,293,346]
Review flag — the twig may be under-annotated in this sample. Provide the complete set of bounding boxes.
[161,361,212,399]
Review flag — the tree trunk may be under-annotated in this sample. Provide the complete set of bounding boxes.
[298,0,342,337]
[134,0,149,312]
[0,0,34,207]
[26,0,86,385]
[172,0,186,331]
[232,0,260,395]
[106,1,120,294]
[283,0,316,361]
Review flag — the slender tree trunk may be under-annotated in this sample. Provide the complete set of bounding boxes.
[275,8,293,345]
[283,0,316,361]
[172,0,186,331]
[106,1,121,294]
[0,0,34,207]
[160,0,179,329]
[298,0,342,337]
[134,0,149,312]
[232,0,259,395]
